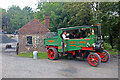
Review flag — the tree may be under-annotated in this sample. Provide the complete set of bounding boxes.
[6,5,22,33]
[118,1,120,53]
[20,6,34,26]
[34,2,93,31]
[98,2,119,49]
[0,8,10,33]
[4,5,34,33]
[34,2,65,31]
[63,2,93,26]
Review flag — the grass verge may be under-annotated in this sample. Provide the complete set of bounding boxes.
[104,43,118,54]
[18,52,48,59]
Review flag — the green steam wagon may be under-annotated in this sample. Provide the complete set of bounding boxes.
[44,24,110,67]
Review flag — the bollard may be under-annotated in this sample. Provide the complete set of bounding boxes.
[33,51,38,59]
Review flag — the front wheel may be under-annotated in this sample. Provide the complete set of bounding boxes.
[100,50,110,63]
[87,53,101,67]
[47,48,58,60]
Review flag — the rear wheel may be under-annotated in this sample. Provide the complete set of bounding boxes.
[87,53,101,67]
[47,48,58,60]
[101,50,110,62]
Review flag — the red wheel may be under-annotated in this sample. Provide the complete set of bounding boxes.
[47,48,58,60]
[87,53,101,67]
[100,50,110,62]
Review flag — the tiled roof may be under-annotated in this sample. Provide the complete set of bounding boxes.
[19,19,50,34]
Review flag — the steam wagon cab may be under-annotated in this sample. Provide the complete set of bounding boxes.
[44,24,110,67]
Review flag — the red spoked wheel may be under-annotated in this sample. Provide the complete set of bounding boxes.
[87,53,101,67]
[47,48,58,60]
[48,49,55,59]
[100,50,110,62]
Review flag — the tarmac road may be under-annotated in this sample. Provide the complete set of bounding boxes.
[1,43,118,78]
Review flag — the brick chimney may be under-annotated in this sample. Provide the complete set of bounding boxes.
[44,14,49,29]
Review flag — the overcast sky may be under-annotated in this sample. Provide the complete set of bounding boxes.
[0,0,118,11]
[0,0,39,10]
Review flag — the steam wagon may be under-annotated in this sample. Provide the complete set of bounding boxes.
[44,24,110,67]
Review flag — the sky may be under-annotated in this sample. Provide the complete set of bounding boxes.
[0,0,39,11]
[0,0,118,11]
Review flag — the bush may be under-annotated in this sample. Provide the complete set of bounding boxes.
[104,43,118,54]
[104,43,112,50]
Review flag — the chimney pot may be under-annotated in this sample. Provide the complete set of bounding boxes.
[44,14,49,29]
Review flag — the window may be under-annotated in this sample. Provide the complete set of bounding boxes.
[27,36,32,45]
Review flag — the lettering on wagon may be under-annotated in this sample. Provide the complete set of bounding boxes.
[76,45,83,47]
[69,41,76,44]
[48,40,54,43]
[80,41,86,43]
[70,45,76,46]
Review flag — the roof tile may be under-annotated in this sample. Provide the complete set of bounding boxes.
[19,19,50,34]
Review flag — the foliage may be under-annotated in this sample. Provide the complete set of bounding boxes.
[117,1,120,53]
[94,2,119,49]
[63,2,93,26]
[1,8,10,32]
[0,8,6,15]
[34,2,93,31]
[2,5,34,33]
[34,2,64,31]
[18,52,48,59]
[104,43,118,54]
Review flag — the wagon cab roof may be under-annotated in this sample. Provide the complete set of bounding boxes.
[58,26,97,31]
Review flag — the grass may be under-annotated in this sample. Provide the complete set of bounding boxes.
[18,52,48,59]
[104,43,118,54]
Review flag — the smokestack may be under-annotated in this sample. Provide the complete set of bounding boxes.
[44,14,49,29]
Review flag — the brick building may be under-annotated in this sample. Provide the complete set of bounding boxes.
[18,14,50,53]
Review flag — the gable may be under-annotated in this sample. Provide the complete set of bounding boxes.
[19,19,50,34]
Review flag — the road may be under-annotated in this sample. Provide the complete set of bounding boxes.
[1,43,118,78]
[0,43,2,80]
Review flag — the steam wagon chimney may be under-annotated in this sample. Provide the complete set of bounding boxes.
[44,14,50,29]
